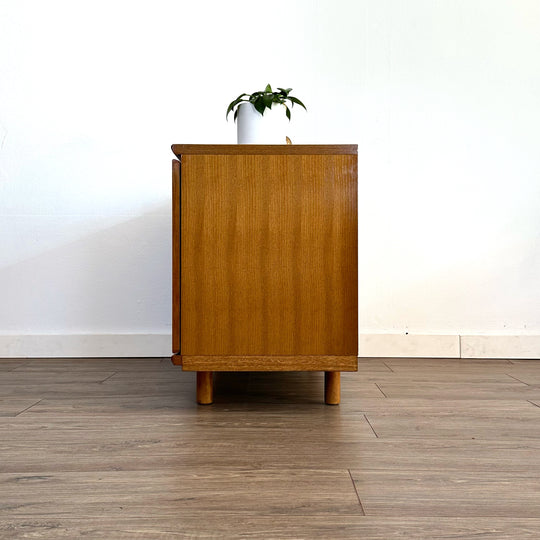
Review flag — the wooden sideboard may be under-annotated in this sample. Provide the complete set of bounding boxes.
[171,144,358,404]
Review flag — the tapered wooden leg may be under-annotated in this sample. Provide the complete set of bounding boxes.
[196,371,213,405]
[325,371,340,405]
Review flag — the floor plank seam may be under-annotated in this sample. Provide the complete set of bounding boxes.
[374,383,387,397]
[14,399,43,416]
[382,362,394,372]
[505,374,531,385]
[10,361,31,371]
[99,373,119,384]
[347,469,366,515]
[363,414,379,438]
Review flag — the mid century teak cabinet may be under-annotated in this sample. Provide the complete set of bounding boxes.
[171,144,358,404]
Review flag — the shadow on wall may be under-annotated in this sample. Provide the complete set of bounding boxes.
[0,206,171,334]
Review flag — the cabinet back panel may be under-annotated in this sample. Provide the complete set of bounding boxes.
[180,154,357,356]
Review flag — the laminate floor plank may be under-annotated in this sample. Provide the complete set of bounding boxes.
[18,396,369,415]
[2,439,540,475]
[0,381,195,399]
[15,395,197,414]
[364,411,540,439]
[350,469,540,517]
[101,371,193,383]
[21,396,536,418]
[0,371,116,385]
[337,398,537,414]
[0,381,382,403]
[355,372,525,383]
[2,516,540,540]
[0,468,361,518]
[375,360,540,385]
[382,358,514,370]
[377,381,540,400]
[0,419,377,445]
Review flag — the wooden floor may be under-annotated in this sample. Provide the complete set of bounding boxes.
[1,357,540,539]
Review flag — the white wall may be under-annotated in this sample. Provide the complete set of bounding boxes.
[1,0,539,357]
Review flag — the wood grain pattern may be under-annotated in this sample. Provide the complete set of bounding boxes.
[350,469,540,517]
[181,355,358,371]
[362,411,540,439]
[172,144,358,156]
[375,381,540,400]
[0,469,361,518]
[3,517,540,539]
[172,159,181,354]
[0,360,27,371]
[180,153,358,356]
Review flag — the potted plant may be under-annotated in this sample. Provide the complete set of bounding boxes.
[226,84,307,144]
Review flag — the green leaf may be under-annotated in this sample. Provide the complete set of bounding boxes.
[253,98,266,116]
[285,104,291,121]
[265,83,272,93]
[262,93,274,109]
[226,93,249,120]
[288,96,307,110]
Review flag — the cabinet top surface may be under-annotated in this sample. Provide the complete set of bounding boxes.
[171,144,357,157]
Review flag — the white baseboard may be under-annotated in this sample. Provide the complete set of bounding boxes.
[1,333,539,359]
[460,335,540,359]
[360,334,540,359]
[360,334,460,358]
[0,334,171,358]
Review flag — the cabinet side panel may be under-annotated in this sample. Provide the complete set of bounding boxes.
[172,159,181,354]
[181,154,357,356]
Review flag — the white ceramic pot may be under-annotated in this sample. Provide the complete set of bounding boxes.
[237,102,289,144]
